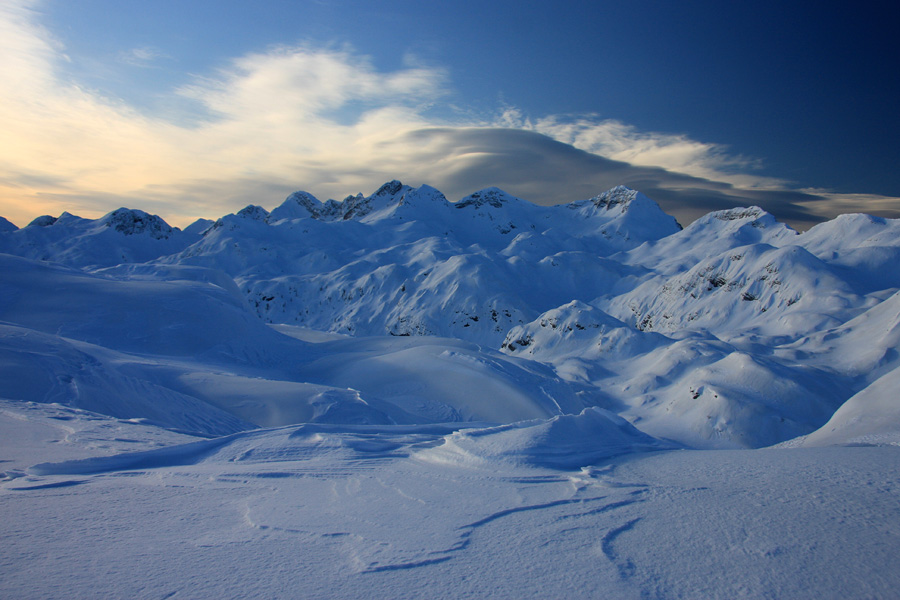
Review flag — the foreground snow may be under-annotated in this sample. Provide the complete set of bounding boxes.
[2,402,898,599]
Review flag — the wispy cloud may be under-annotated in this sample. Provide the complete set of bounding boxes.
[118,46,169,67]
[522,113,777,188]
[1,0,898,230]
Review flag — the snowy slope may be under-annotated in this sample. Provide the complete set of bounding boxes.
[0,252,593,434]
[0,322,253,436]
[502,304,849,448]
[792,365,900,447]
[0,253,294,358]
[606,243,861,338]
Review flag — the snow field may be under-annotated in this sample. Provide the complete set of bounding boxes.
[3,406,899,598]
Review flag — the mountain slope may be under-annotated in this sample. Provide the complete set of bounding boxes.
[0,252,592,433]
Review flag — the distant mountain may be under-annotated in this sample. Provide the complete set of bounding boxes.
[163,182,680,344]
[0,207,200,268]
[2,182,899,448]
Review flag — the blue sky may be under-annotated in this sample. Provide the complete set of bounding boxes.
[2,0,898,229]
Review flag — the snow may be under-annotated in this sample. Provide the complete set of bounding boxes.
[417,407,677,469]
[183,217,215,236]
[0,252,590,431]
[2,181,900,597]
[2,409,898,598]
[793,365,900,447]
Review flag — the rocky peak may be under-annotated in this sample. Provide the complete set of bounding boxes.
[373,180,404,197]
[102,208,174,239]
[591,186,639,211]
[269,191,321,222]
[27,215,58,227]
[236,205,270,221]
[712,207,766,222]
[456,188,514,209]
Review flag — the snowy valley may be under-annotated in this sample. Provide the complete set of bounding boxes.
[2,182,899,598]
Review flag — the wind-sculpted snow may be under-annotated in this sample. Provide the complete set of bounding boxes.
[4,404,899,599]
[417,407,677,469]
[28,409,672,477]
[26,421,481,476]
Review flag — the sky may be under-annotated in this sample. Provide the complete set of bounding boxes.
[2,0,898,230]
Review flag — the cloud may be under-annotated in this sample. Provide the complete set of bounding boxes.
[523,113,776,187]
[365,127,849,229]
[187,45,444,113]
[119,46,170,67]
[1,0,899,231]
[0,3,446,226]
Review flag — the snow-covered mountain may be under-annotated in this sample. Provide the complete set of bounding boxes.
[4,182,900,599]
[162,182,679,345]
[1,181,899,449]
[0,208,202,268]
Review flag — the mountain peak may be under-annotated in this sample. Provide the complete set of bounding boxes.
[269,191,322,222]
[684,206,790,234]
[711,206,767,222]
[236,205,270,221]
[27,215,58,227]
[591,186,640,211]
[183,218,214,236]
[397,184,449,208]
[329,181,428,222]
[456,187,519,209]
[0,215,18,232]
[373,180,405,198]
[101,208,175,239]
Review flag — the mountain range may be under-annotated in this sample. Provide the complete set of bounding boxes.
[2,181,898,449]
